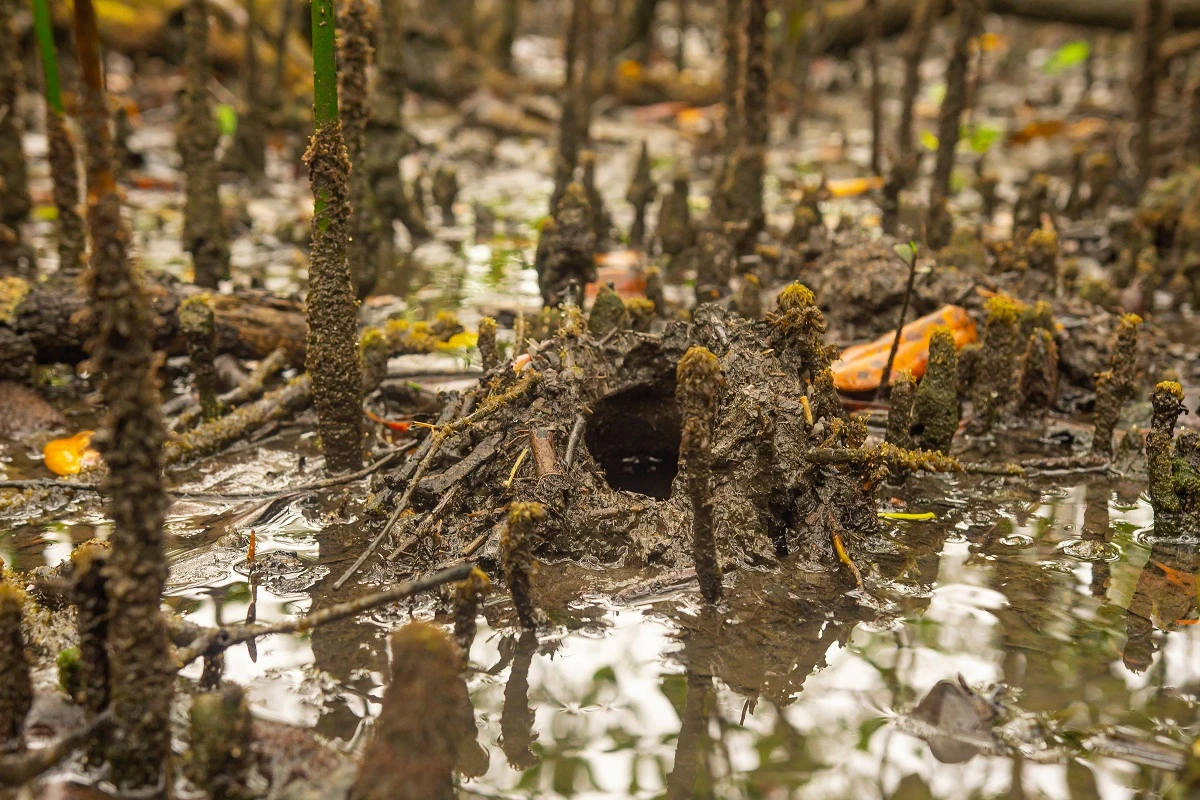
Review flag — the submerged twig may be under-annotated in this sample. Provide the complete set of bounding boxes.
[0,712,111,787]
[177,563,475,667]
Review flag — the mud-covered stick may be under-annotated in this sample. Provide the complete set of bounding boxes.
[177,563,476,666]
[0,712,111,787]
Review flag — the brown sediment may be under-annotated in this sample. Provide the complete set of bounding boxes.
[1016,328,1058,413]
[644,265,667,316]
[677,346,724,604]
[537,182,596,306]
[588,283,629,335]
[229,0,267,180]
[76,0,174,784]
[339,0,380,298]
[580,152,610,244]
[432,165,459,227]
[714,0,768,245]
[0,0,30,271]
[452,566,490,661]
[885,369,917,449]
[359,327,389,394]
[866,0,882,174]
[476,317,499,371]
[1147,380,1184,515]
[1090,313,1142,457]
[180,0,231,289]
[768,282,844,423]
[501,502,546,630]
[348,622,478,800]
[46,112,86,276]
[69,543,110,765]
[0,583,31,754]
[926,0,982,249]
[657,168,693,256]
[722,0,745,151]
[626,142,656,246]
[694,230,736,302]
[365,0,428,243]
[189,684,253,800]
[967,296,1020,435]
[735,272,762,319]
[550,0,588,211]
[305,121,366,473]
[1133,0,1170,192]
[897,0,940,163]
[179,295,221,419]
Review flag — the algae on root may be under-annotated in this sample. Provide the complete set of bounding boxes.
[537,182,596,307]
[179,295,221,419]
[588,283,630,336]
[348,622,481,800]
[968,296,1020,435]
[476,317,499,371]
[1148,380,1185,516]
[305,0,366,472]
[188,684,253,800]
[0,583,31,754]
[677,346,725,604]
[69,542,110,766]
[913,326,959,452]
[626,141,656,245]
[885,369,917,450]
[501,502,547,630]
[180,0,232,288]
[453,567,491,662]
[1091,313,1143,457]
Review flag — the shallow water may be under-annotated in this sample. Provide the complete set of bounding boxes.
[6,463,1199,799]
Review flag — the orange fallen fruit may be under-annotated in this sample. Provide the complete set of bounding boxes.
[833,305,977,393]
[43,431,103,476]
[825,176,885,199]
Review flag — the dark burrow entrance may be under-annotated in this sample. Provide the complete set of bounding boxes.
[584,386,681,500]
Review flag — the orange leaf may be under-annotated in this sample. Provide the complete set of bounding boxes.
[833,305,977,392]
[43,431,102,476]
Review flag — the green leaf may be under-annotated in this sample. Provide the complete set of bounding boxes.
[967,124,1001,154]
[215,104,238,137]
[918,129,939,152]
[1044,40,1090,74]
[893,242,916,263]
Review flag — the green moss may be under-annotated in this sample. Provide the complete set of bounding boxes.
[677,346,724,604]
[502,502,547,629]
[588,283,630,335]
[57,646,82,698]
[915,327,959,452]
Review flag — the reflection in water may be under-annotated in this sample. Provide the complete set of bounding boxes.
[664,670,712,800]
[499,631,540,770]
[9,468,1200,797]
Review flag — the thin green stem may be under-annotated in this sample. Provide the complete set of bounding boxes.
[310,0,338,126]
[32,0,63,114]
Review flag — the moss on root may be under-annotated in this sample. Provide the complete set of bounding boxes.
[502,502,547,630]
[677,346,725,604]
[1091,313,1143,457]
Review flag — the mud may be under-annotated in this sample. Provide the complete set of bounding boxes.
[45,112,85,277]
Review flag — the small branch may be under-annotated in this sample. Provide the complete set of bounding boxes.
[0,712,111,786]
[177,563,475,667]
[564,413,587,470]
[878,245,919,400]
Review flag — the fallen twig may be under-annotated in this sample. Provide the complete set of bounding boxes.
[177,563,475,667]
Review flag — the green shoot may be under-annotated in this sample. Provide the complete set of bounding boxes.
[32,0,63,114]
